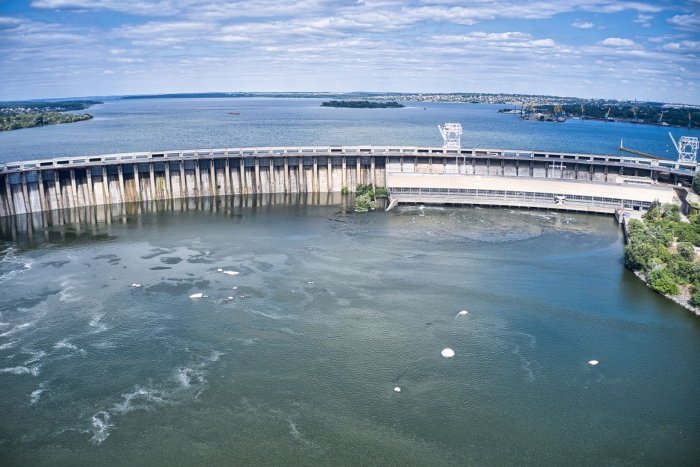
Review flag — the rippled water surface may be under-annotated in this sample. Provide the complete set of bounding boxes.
[1,98,700,162]
[1,198,699,465]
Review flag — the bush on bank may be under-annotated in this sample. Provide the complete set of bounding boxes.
[624,202,700,302]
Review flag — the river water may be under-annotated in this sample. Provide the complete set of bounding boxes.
[1,98,699,162]
[1,99,699,465]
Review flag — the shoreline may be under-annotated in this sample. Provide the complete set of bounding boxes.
[633,270,700,317]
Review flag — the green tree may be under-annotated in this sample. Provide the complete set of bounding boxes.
[354,193,376,212]
[647,268,679,295]
[690,289,700,308]
[676,242,695,261]
[693,173,700,194]
[624,240,658,272]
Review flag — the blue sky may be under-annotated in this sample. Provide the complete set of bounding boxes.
[0,0,698,103]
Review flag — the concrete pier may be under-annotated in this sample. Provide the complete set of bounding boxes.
[0,145,695,218]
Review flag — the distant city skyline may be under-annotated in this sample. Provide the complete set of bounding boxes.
[1,0,699,104]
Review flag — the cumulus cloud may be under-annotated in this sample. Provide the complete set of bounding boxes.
[0,0,696,102]
[572,20,594,29]
[667,13,700,31]
[662,40,700,52]
[633,13,652,27]
[598,37,637,47]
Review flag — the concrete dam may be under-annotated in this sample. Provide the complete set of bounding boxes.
[0,145,696,221]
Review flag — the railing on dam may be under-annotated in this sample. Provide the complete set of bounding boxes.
[389,186,653,213]
[0,145,696,177]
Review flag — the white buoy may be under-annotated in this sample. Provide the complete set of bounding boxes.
[588,360,599,366]
[130,283,141,288]
[222,270,239,276]
[393,386,401,393]
[441,348,455,358]
[457,310,468,317]
[189,293,205,299]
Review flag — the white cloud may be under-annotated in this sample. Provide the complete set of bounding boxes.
[633,13,652,27]
[598,37,637,47]
[662,41,700,52]
[31,0,183,16]
[582,1,662,13]
[667,13,700,31]
[572,20,594,29]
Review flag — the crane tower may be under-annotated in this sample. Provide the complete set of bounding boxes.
[438,123,462,149]
[669,132,699,163]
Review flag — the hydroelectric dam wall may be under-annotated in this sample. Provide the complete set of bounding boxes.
[0,145,695,218]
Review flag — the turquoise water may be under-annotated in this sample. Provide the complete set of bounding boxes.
[1,198,699,465]
[1,98,699,162]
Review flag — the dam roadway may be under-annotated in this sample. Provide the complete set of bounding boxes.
[0,145,695,219]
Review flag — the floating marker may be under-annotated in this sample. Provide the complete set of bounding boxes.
[441,348,455,358]
[457,310,468,317]
[189,293,205,299]
[393,386,401,393]
[588,360,599,366]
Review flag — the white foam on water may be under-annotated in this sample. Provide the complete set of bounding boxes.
[0,248,32,284]
[89,313,108,332]
[0,339,19,350]
[30,384,45,404]
[0,321,36,338]
[58,281,83,303]
[130,283,142,288]
[247,309,283,320]
[54,338,85,354]
[112,387,167,414]
[176,367,205,387]
[189,292,205,299]
[90,411,113,445]
[216,268,223,272]
[23,349,47,365]
[456,310,468,317]
[207,351,224,362]
[0,365,40,376]
[0,322,10,328]
[234,337,257,346]
[288,419,311,446]
[222,270,239,276]
[441,348,455,358]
